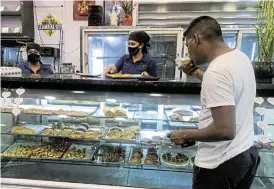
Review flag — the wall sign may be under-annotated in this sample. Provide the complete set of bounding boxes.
[38,13,62,37]
[73,0,95,20]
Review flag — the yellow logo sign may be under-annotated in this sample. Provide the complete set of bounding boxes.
[38,13,62,37]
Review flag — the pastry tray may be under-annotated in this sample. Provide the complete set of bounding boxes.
[60,116,100,124]
[95,107,133,119]
[29,142,69,160]
[1,141,38,159]
[10,124,48,136]
[92,144,128,164]
[139,130,169,145]
[128,147,160,167]
[48,100,100,107]
[160,152,189,168]
[106,74,142,79]
[165,110,199,123]
[62,143,97,161]
[103,127,139,143]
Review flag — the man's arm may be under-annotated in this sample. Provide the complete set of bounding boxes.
[172,105,236,142]
[169,69,236,143]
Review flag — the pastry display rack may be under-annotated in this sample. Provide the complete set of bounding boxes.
[0,95,200,173]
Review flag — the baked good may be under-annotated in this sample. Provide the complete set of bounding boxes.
[103,107,116,117]
[42,129,54,135]
[120,132,136,140]
[189,117,199,122]
[12,127,36,135]
[144,147,160,166]
[108,130,122,139]
[30,143,67,159]
[113,107,127,117]
[170,114,184,121]
[94,146,125,162]
[130,157,141,164]
[106,73,132,78]
[1,145,35,158]
[63,147,86,159]
[82,132,97,139]
[61,129,73,137]
[70,131,84,139]
[162,152,189,166]
[124,126,141,134]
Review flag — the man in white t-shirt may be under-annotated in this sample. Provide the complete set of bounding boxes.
[168,16,260,189]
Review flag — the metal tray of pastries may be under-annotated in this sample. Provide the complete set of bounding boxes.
[92,145,126,164]
[1,142,38,158]
[104,127,138,143]
[161,152,189,167]
[29,142,69,160]
[62,143,97,161]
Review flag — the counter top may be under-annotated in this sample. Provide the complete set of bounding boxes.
[1,74,273,96]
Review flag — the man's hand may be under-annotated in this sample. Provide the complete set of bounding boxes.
[178,60,199,76]
[104,64,117,76]
[141,71,149,76]
[167,130,186,145]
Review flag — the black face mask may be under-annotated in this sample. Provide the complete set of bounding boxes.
[128,46,140,56]
[28,53,41,64]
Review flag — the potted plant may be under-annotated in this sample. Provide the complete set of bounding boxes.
[120,1,136,26]
[254,0,274,83]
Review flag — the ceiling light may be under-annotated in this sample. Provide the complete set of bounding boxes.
[150,93,163,97]
[106,99,117,103]
[72,91,85,94]
[44,96,56,100]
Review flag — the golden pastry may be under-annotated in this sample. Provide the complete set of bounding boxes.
[108,130,122,139]
[120,132,136,140]
[130,157,141,164]
[83,132,97,139]
[125,126,141,134]
[106,73,132,78]
[12,127,36,135]
[103,107,115,117]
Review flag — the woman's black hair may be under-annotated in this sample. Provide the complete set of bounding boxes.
[129,31,150,54]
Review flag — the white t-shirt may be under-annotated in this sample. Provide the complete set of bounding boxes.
[195,49,256,169]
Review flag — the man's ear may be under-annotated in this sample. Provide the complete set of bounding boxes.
[194,34,200,46]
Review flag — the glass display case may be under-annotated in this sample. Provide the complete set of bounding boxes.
[1,86,274,188]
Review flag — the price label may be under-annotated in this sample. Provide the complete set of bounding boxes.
[255,107,266,115]
[14,98,23,105]
[16,88,25,96]
[255,97,264,105]
[12,108,21,116]
[267,98,274,106]
[256,121,268,130]
[258,135,270,144]
[2,91,11,98]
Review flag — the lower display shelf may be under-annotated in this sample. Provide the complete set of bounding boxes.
[0,141,195,172]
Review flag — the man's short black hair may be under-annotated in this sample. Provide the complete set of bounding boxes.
[183,16,224,42]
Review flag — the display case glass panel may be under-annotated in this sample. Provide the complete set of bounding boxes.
[1,88,273,188]
[241,33,258,62]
